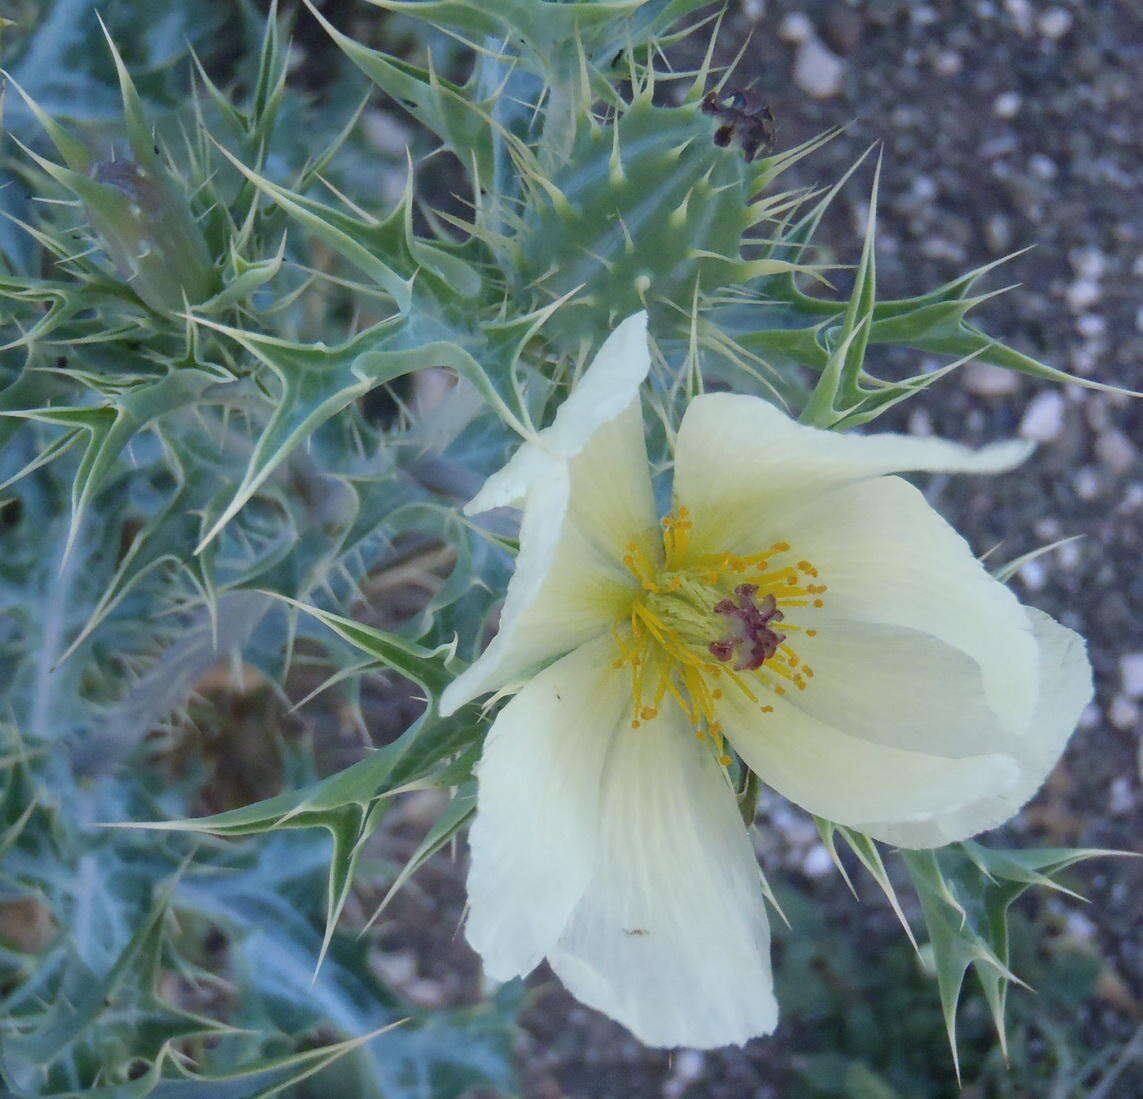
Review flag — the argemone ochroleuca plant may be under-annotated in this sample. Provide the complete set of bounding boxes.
[441,313,1093,1049]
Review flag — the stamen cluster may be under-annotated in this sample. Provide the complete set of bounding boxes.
[613,508,827,767]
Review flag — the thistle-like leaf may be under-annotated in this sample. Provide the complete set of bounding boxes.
[901,842,1121,1077]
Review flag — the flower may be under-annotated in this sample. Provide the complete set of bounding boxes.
[441,312,1092,1049]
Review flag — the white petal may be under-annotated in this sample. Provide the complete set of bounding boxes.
[547,710,777,1049]
[786,620,1017,758]
[441,316,657,714]
[721,609,1091,848]
[464,636,631,980]
[867,606,1090,848]
[673,392,1032,560]
[774,477,1038,735]
[464,311,651,512]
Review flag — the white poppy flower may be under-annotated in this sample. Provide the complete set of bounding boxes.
[441,312,1092,1050]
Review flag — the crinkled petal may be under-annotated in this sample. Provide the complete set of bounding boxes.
[722,609,1091,848]
[773,477,1038,735]
[441,315,656,713]
[464,636,631,980]
[547,708,777,1049]
[673,392,1032,560]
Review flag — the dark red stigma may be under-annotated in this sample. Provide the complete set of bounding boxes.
[708,583,786,671]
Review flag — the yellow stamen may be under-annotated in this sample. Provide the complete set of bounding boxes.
[613,510,826,762]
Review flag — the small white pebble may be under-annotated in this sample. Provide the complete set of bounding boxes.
[911,175,938,202]
[742,0,767,19]
[364,110,412,156]
[374,951,417,985]
[964,361,1020,395]
[1079,702,1101,730]
[1077,313,1107,339]
[1030,153,1058,180]
[1005,0,1034,34]
[1018,558,1048,591]
[779,11,814,42]
[1109,776,1134,815]
[1038,8,1073,38]
[985,214,1013,252]
[794,36,846,98]
[908,408,934,436]
[406,978,445,1008]
[803,843,836,878]
[1057,539,1082,569]
[1067,278,1101,311]
[1073,466,1101,499]
[1108,695,1141,731]
[981,134,1018,158]
[1019,390,1066,441]
[1096,429,1138,474]
[1064,909,1097,941]
[934,49,963,75]
[993,91,1023,118]
[1119,484,1143,512]
[663,1049,705,1098]
[1071,247,1107,280]
[1069,344,1099,376]
[1120,653,1143,698]
[773,806,819,846]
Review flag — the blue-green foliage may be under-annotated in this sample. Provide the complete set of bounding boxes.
[0,0,1125,1091]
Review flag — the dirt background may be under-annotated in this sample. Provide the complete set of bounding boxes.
[290,1,1143,1095]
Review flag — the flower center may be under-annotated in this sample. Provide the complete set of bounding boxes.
[612,507,826,764]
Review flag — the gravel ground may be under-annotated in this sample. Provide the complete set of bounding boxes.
[291,2,1143,1094]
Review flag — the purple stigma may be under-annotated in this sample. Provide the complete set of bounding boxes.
[708,586,787,671]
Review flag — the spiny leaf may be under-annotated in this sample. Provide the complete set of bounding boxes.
[360,785,476,934]
[303,0,497,183]
[63,1021,407,1099]
[1,368,221,564]
[3,872,236,1077]
[208,138,415,308]
[814,818,918,952]
[799,154,880,427]
[901,842,1122,1077]
[185,314,519,552]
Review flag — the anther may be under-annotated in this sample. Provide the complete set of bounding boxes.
[718,754,732,766]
